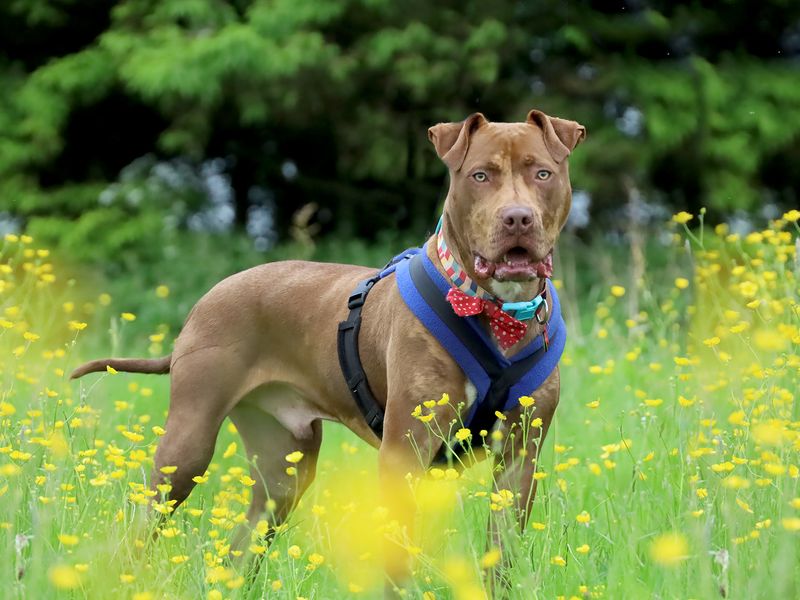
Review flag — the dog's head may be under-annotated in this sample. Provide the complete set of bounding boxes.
[428,110,585,299]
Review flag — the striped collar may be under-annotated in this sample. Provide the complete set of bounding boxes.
[436,216,496,301]
[435,215,548,322]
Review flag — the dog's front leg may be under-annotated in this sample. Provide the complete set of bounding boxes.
[378,394,450,598]
[490,369,560,561]
[378,436,419,597]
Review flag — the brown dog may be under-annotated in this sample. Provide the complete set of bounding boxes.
[72,110,585,592]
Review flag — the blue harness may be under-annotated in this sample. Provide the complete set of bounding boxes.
[337,245,566,463]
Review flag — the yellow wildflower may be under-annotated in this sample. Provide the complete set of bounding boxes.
[519,395,535,407]
[285,451,304,464]
[782,209,800,222]
[672,211,693,224]
[480,548,501,569]
[454,428,471,443]
[781,518,800,531]
[308,553,325,566]
[122,431,144,443]
[49,565,82,590]
[58,534,79,546]
[649,532,688,566]
[223,442,237,458]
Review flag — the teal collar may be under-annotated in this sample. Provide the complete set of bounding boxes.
[502,296,546,321]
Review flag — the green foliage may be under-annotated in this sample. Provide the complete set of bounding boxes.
[1,0,799,266]
[624,58,800,211]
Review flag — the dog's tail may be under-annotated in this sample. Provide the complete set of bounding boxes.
[70,355,172,379]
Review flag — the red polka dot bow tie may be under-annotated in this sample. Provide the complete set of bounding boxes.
[445,288,528,350]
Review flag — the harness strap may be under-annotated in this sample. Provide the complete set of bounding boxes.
[337,273,385,438]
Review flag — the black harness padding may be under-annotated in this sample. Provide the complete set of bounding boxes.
[337,273,385,437]
[338,252,549,464]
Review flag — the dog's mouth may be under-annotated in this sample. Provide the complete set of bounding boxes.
[473,247,553,282]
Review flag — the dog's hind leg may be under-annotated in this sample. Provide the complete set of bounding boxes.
[149,349,248,510]
[227,387,323,553]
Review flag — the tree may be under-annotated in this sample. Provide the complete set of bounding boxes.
[1,0,798,267]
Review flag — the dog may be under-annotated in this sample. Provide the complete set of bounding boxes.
[71,109,585,594]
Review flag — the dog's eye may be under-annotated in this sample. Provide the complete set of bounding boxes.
[536,170,552,181]
[472,171,488,183]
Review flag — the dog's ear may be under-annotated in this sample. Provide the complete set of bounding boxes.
[526,109,586,163]
[428,113,488,171]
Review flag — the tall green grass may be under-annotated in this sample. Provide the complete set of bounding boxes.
[1,214,798,599]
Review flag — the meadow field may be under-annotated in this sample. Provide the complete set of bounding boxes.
[1,211,799,599]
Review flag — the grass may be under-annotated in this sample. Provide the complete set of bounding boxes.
[1,211,799,599]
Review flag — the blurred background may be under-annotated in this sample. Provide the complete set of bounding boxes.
[1,0,798,330]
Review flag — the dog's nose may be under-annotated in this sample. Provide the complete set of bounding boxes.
[500,206,533,235]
